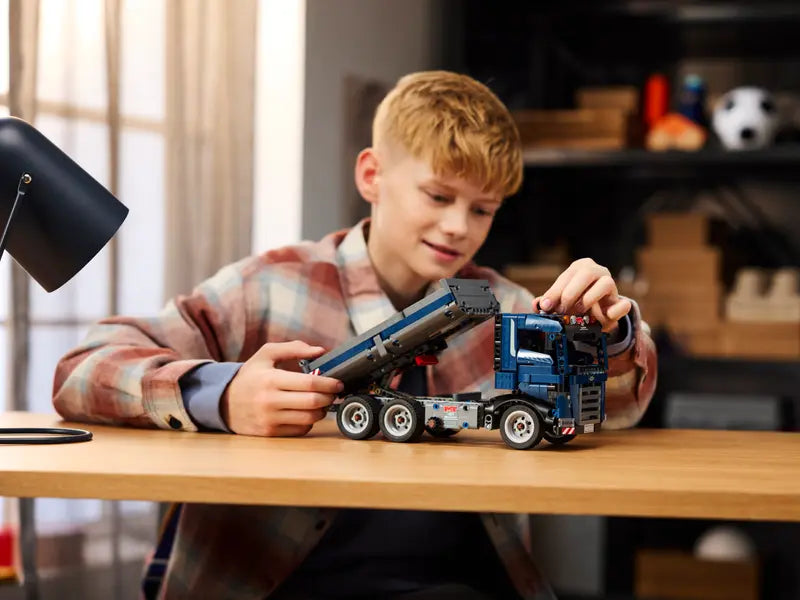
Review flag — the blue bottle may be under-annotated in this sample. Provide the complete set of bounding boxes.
[678,74,707,127]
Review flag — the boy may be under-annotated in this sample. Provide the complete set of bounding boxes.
[53,71,656,600]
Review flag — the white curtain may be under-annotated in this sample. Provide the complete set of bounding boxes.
[2,1,260,593]
[164,0,258,299]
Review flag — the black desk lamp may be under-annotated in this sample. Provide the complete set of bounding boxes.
[0,116,128,444]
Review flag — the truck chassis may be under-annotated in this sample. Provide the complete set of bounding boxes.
[333,381,602,450]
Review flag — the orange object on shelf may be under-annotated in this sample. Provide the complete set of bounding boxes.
[643,73,669,130]
[646,113,707,152]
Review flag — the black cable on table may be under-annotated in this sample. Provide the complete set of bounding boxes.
[0,427,93,444]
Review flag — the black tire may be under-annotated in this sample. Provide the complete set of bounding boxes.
[499,404,544,450]
[425,417,459,438]
[379,398,425,443]
[336,395,381,440]
[543,429,577,445]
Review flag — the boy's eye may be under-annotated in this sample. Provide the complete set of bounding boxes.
[430,193,450,203]
[473,206,495,217]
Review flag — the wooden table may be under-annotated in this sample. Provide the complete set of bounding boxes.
[1,412,799,521]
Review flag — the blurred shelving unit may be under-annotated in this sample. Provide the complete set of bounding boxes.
[522,146,800,169]
[447,1,800,599]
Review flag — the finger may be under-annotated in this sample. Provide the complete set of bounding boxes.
[590,301,613,331]
[272,369,343,394]
[531,296,540,312]
[603,297,631,322]
[539,265,577,311]
[257,340,327,365]
[591,297,631,333]
[275,408,328,426]
[272,390,335,411]
[580,275,618,312]
[558,269,598,313]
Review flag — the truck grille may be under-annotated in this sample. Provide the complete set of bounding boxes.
[580,384,602,423]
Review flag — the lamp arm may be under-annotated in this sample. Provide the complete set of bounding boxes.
[0,171,93,445]
[0,173,32,261]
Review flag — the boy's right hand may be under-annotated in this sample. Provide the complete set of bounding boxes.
[220,341,343,437]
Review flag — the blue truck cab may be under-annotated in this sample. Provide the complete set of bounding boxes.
[494,313,608,438]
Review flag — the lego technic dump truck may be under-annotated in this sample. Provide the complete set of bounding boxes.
[300,279,608,450]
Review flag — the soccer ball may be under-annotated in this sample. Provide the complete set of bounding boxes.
[712,87,778,150]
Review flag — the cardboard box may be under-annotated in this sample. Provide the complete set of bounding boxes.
[639,283,722,327]
[722,321,800,359]
[726,267,800,323]
[682,327,725,356]
[635,548,758,600]
[727,296,800,323]
[646,213,709,248]
[665,321,724,356]
[637,247,721,286]
[512,108,635,150]
[643,281,723,301]
[576,86,639,113]
[644,299,721,330]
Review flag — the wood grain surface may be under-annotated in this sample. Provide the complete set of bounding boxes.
[1,412,798,521]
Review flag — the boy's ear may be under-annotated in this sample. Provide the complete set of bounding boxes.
[354,148,380,204]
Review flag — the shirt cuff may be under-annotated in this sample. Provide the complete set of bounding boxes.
[179,362,243,433]
[572,313,632,358]
[605,313,633,357]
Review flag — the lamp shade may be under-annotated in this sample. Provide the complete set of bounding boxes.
[0,117,128,292]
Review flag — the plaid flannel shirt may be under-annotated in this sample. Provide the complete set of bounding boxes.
[53,219,657,600]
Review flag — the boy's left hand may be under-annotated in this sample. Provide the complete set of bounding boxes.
[532,258,631,333]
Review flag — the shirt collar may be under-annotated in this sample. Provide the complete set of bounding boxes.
[334,218,399,336]
[334,217,482,336]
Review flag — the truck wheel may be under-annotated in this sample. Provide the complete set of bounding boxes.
[379,398,425,443]
[425,417,458,438]
[336,395,381,440]
[543,429,577,445]
[500,405,543,450]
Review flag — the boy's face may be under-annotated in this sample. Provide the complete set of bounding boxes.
[356,143,502,292]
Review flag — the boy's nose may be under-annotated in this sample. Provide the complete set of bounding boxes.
[439,208,469,237]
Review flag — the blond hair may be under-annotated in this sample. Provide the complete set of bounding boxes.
[372,71,523,197]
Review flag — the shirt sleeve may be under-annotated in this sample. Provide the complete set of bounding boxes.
[605,313,633,356]
[52,258,255,432]
[180,362,243,432]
